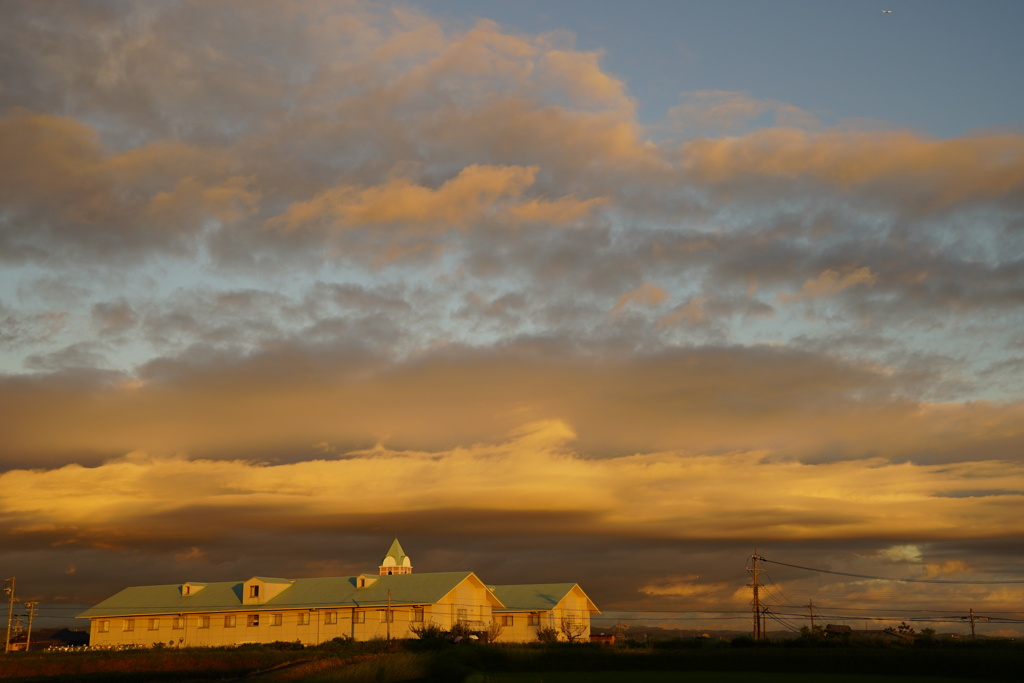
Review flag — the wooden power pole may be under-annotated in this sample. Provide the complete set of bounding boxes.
[746,554,763,640]
[4,577,15,654]
[24,602,38,652]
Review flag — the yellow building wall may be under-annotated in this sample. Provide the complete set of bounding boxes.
[493,590,595,643]
[86,580,500,647]
[492,611,543,643]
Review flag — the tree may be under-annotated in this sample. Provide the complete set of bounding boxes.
[559,616,587,643]
[915,627,937,645]
[485,618,504,643]
[799,625,825,641]
[612,620,629,640]
[884,621,916,637]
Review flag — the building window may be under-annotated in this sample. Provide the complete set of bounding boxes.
[198,616,210,629]
[224,615,236,628]
[324,611,337,625]
[173,617,184,630]
[123,619,135,632]
[249,585,260,598]
[412,608,425,623]
[527,614,540,626]
[353,611,365,624]
[247,614,260,627]
[183,586,190,596]
[297,612,310,626]
[148,618,159,630]
[501,615,513,626]
[98,620,109,633]
[379,609,393,623]
[270,613,282,626]
[456,608,468,622]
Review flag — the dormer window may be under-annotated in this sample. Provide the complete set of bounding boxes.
[243,577,294,604]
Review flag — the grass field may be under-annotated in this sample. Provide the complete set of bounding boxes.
[467,675,996,683]
[466,673,996,683]
[1,638,1021,682]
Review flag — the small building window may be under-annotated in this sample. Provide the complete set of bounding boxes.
[173,617,184,630]
[379,609,393,623]
[297,612,310,626]
[324,611,337,625]
[353,611,365,624]
[501,615,513,626]
[456,608,468,622]
[148,618,159,631]
[247,614,260,627]
[527,614,540,626]
[224,615,236,628]
[412,608,425,623]
[198,616,210,629]
[123,619,135,632]
[270,613,282,626]
[249,585,260,598]
[98,620,109,633]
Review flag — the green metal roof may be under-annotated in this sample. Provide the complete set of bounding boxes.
[78,572,501,619]
[491,583,600,614]
[381,538,409,566]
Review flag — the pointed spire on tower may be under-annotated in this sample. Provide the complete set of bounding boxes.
[379,538,413,575]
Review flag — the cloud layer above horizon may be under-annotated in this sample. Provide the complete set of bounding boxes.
[1,1,1022,632]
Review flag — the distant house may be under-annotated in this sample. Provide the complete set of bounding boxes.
[9,628,90,651]
[78,540,599,647]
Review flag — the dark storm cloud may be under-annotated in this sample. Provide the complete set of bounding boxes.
[1,0,1023,633]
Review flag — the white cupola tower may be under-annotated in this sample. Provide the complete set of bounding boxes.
[379,538,413,575]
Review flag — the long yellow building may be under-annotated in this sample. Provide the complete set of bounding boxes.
[78,540,599,647]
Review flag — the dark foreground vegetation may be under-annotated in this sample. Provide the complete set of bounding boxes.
[1,635,1022,683]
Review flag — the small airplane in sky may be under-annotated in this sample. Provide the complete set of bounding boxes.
[882,9,892,13]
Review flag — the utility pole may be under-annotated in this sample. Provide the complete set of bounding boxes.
[4,577,15,654]
[24,602,38,652]
[805,599,815,629]
[746,554,763,640]
[962,608,987,639]
[386,589,392,641]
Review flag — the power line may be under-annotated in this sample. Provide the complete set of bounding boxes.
[761,557,1024,585]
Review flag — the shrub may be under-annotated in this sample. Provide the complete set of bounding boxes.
[410,620,447,640]
[449,621,474,639]
[536,627,559,644]
[316,636,352,651]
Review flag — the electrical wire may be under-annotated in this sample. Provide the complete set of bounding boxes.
[761,557,1024,585]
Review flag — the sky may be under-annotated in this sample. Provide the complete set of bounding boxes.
[1,0,1023,637]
